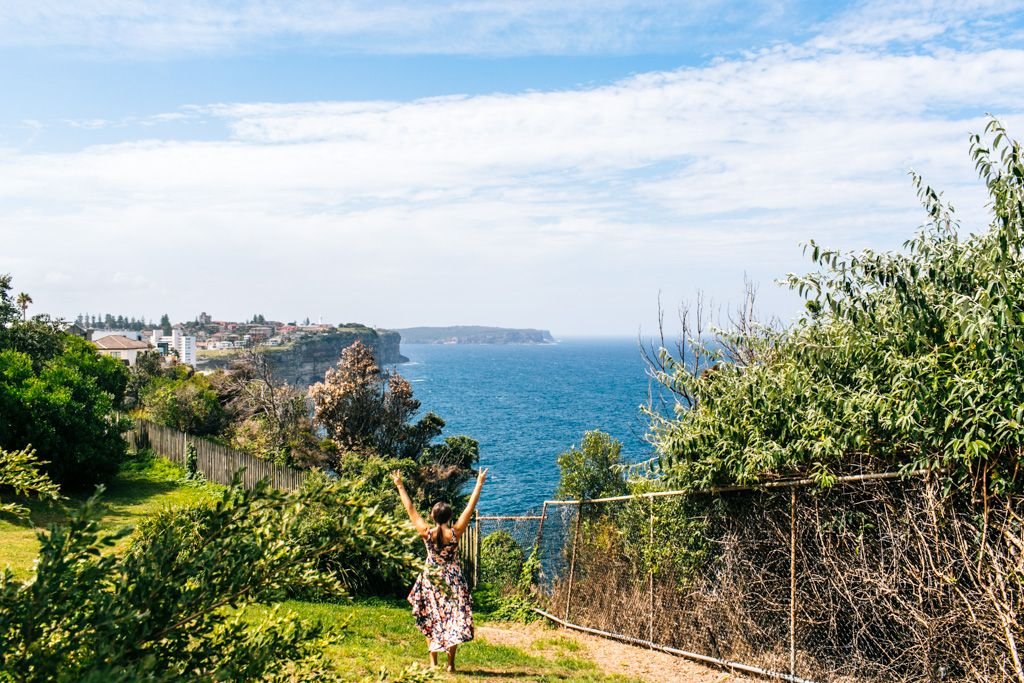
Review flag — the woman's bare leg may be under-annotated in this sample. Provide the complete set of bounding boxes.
[446,645,457,672]
[427,640,438,667]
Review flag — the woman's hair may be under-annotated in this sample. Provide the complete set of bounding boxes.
[429,502,455,549]
[431,501,453,525]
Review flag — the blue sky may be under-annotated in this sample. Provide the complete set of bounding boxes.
[3,1,1024,335]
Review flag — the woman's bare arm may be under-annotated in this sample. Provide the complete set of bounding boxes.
[391,471,429,538]
[454,468,488,536]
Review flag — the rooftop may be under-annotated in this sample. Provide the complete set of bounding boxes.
[94,335,151,351]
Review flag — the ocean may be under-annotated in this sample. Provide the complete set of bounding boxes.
[396,338,658,515]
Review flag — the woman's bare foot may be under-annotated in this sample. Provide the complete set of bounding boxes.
[429,651,438,668]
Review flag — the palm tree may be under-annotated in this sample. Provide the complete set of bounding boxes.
[16,292,31,321]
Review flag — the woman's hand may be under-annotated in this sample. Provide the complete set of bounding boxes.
[477,467,488,483]
[391,470,403,487]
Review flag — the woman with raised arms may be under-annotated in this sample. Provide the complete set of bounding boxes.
[391,467,488,672]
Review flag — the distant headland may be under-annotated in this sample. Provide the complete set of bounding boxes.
[395,326,555,345]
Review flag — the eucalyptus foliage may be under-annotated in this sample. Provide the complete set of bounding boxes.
[0,446,61,519]
[653,120,1024,493]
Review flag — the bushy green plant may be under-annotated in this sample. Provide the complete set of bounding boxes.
[474,547,541,623]
[615,479,713,587]
[0,474,417,681]
[183,441,199,480]
[478,530,525,590]
[652,121,1024,494]
[142,371,230,437]
[0,446,61,519]
[288,469,420,597]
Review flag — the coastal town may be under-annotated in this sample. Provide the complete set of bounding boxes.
[69,312,354,369]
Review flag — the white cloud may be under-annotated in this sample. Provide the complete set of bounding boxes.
[0,0,786,56]
[813,0,1024,50]
[1,0,1021,57]
[3,9,1024,333]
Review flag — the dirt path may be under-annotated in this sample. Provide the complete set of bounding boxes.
[477,623,752,683]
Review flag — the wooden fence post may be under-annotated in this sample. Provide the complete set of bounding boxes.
[474,509,480,589]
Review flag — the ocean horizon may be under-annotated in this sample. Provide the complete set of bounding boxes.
[397,337,660,515]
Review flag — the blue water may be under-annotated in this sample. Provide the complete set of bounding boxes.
[397,338,656,514]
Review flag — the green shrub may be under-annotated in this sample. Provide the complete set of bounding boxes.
[142,372,229,437]
[288,469,419,597]
[0,474,418,680]
[474,547,541,623]
[184,441,199,480]
[652,120,1024,494]
[479,530,525,590]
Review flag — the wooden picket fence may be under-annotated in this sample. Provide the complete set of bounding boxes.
[457,516,480,588]
[127,419,306,491]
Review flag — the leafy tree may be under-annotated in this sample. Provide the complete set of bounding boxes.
[309,342,443,460]
[0,276,20,330]
[142,372,229,437]
[0,346,128,490]
[417,435,480,507]
[0,317,66,371]
[309,343,478,511]
[0,291,129,491]
[14,293,30,322]
[159,313,171,335]
[652,120,1024,494]
[124,350,165,408]
[224,346,318,467]
[555,430,628,501]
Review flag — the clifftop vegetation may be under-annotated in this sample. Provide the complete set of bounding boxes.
[650,119,1024,495]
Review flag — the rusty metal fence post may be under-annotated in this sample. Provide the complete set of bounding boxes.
[790,487,797,679]
[648,494,655,646]
[564,501,583,622]
[534,502,548,549]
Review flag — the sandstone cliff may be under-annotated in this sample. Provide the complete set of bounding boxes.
[199,329,407,387]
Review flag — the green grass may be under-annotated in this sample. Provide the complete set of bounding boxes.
[0,452,223,579]
[254,598,641,682]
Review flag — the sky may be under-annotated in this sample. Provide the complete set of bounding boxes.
[2,1,1024,336]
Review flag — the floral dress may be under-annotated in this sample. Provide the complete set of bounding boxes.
[407,527,474,652]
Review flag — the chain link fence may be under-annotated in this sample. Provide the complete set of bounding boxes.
[479,473,1024,682]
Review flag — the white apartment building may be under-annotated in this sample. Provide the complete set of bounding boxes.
[151,328,197,367]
